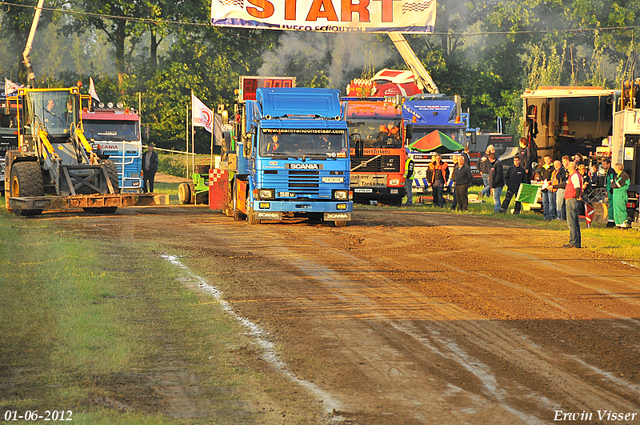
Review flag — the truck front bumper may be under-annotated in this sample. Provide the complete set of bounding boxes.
[251,200,352,221]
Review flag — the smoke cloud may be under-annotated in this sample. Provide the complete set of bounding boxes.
[257,32,397,90]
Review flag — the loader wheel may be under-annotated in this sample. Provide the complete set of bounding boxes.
[11,161,44,198]
[10,162,44,216]
[178,183,191,204]
[101,160,120,193]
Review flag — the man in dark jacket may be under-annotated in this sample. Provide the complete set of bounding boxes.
[488,153,504,213]
[142,143,159,193]
[427,154,449,207]
[452,154,473,211]
[500,156,528,214]
[478,144,495,198]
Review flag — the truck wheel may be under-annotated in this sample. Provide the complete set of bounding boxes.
[247,207,261,225]
[101,160,120,193]
[334,220,348,227]
[232,180,245,221]
[178,183,191,204]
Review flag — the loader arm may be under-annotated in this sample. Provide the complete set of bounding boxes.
[388,33,439,94]
[22,0,46,88]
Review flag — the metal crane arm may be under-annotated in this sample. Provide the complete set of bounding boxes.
[388,33,439,94]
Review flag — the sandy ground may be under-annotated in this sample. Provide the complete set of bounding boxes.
[46,207,640,424]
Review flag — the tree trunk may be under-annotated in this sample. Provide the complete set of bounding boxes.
[150,28,158,70]
[115,20,126,92]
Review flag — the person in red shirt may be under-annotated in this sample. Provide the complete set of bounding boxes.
[563,162,584,248]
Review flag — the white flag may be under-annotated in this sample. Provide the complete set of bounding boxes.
[4,78,23,95]
[89,77,100,102]
[192,94,213,134]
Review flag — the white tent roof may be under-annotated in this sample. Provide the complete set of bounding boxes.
[522,87,617,99]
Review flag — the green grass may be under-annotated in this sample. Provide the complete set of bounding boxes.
[0,206,319,424]
[153,182,181,204]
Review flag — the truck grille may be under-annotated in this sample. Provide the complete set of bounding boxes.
[288,170,320,192]
[351,155,400,173]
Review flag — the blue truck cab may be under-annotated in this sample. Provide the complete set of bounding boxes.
[403,95,467,192]
[230,87,352,226]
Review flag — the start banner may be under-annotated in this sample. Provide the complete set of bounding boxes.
[211,0,436,33]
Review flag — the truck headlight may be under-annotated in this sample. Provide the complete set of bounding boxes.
[333,190,348,200]
[389,179,400,186]
[258,189,275,200]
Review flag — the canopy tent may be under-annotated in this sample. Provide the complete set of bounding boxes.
[408,130,464,153]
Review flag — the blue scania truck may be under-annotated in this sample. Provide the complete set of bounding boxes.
[215,79,352,226]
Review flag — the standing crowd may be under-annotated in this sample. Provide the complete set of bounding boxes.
[404,137,633,249]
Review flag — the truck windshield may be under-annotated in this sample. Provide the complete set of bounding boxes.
[348,119,402,148]
[260,130,347,157]
[411,127,465,145]
[27,91,77,136]
[83,120,140,142]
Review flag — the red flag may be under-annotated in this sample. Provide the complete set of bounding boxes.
[584,202,595,228]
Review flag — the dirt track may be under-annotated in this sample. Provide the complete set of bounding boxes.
[55,207,640,424]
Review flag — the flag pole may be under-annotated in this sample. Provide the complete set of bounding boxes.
[210,113,215,171]
[191,90,195,177]
[185,102,189,178]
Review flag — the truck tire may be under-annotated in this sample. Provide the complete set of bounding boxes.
[101,160,120,193]
[178,183,191,204]
[232,180,245,221]
[247,206,261,225]
[10,161,44,216]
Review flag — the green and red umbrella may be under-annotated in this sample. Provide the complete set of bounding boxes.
[408,130,464,153]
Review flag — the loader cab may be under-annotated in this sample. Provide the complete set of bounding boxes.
[17,88,83,164]
[25,90,80,137]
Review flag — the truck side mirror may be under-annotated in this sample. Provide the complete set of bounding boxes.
[406,124,413,141]
[243,133,253,158]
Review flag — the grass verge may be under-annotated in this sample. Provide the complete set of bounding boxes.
[0,206,320,424]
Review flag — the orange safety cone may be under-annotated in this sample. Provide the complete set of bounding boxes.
[562,112,569,135]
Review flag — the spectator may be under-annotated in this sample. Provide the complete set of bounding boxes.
[563,162,584,248]
[452,154,473,211]
[517,138,533,181]
[403,149,415,206]
[142,143,159,193]
[460,145,471,167]
[611,162,631,228]
[553,156,570,220]
[500,156,527,214]
[427,154,449,207]
[540,155,556,220]
[488,153,504,213]
[602,158,616,227]
[478,144,495,199]
[587,164,600,200]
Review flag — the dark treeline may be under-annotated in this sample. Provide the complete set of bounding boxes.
[1,0,638,152]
